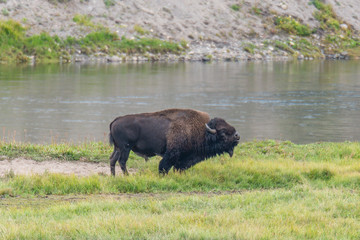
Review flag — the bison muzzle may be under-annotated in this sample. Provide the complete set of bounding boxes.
[109,108,240,175]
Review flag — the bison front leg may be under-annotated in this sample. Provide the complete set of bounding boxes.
[159,150,179,175]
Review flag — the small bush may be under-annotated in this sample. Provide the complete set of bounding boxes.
[275,16,312,36]
[252,7,262,15]
[311,0,340,31]
[274,40,295,54]
[48,0,71,3]
[0,19,25,45]
[133,25,148,35]
[230,4,240,11]
[2,8,9,16]
[104,0,115,7]
[243,43,256,54]
[73,14,92,26]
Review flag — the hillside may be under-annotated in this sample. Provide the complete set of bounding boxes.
[0,0,360,62]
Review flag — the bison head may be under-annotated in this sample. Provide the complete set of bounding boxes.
[205,118,240,157]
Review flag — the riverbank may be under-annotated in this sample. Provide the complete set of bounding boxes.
[1,0,360,63]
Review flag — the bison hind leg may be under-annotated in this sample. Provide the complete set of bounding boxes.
[110,150,120,176]
[110,146,131,176]
[118,148,131,175]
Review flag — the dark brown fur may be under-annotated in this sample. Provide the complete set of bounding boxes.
[109,108,240,175]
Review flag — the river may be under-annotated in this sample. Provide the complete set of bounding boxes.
[1,61,359,144]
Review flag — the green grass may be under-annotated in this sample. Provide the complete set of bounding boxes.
[309,0,360,56]
[72,14,102,30]
[103,0,115,7]
[0,19,185,63]
[133,24,148,35]
[311,0,340,31]
[230,4,241,11]
[291,38,322,58]
[1,188,360,239]
[1,140,360,195]
[1,140,360,238]
[275,16,313,36]
[243,42,256,54]
[274,40,296,54]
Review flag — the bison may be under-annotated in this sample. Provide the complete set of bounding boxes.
[109,108,240,175]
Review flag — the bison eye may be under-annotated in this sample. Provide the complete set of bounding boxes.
[219,130,228,139]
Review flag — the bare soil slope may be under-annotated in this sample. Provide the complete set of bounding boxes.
[1,0,359,42]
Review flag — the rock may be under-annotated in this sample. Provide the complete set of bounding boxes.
[201,56,212,62]
[340,24,348,31]
[254,53,263,60]
[281,4,288,10]
[107,56,122,62]
[297,54,304,60]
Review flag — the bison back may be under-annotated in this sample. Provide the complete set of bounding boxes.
[110,114,170,156]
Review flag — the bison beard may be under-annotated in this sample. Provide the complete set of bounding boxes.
[109,109,240,175]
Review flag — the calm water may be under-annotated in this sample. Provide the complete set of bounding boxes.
[0,61,360,144]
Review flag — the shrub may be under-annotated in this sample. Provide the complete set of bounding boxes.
[243,43,256,54]
[230,4,240,11]
[0,19,25,45]
[104,0,115,7]
[275,16,312,36]
[311,0,340,31]
[134,25,148,35]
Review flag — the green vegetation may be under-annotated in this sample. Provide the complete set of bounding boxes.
[133,24,148,35]
[0,19,185,63]
[2,8,9,16]
[0,141,110,162]
[275,16,313,36]
[230,4,241,11]
[48,0,71,3]
[1,140,360,238]
[1,189,360,239]
[243,42,256,54]
[251,6,262,15]
[309,0,360,57]
[291,38,322,58]
[1,140,360,195]
[103,0,116,7]
[73,14,103,30]
[274,40,295,54]
[311,0,340,31]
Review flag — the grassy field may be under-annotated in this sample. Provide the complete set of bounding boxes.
[1,140,360,239]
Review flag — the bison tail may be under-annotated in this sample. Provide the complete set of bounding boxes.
[109,133,115,146]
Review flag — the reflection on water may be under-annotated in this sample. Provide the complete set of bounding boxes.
[0,61,360,143]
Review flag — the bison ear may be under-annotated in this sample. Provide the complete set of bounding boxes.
[205,123,216,134]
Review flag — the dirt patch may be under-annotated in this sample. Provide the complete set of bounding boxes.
[0,158,126,177]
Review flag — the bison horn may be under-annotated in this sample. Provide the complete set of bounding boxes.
[205,123,216,134]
